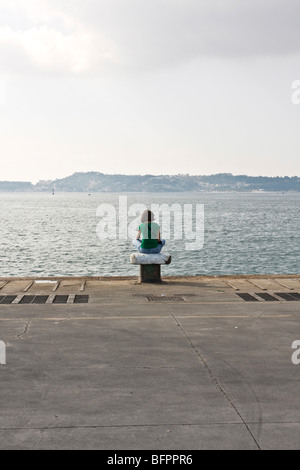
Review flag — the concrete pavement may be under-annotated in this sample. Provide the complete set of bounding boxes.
[0,275,300,449]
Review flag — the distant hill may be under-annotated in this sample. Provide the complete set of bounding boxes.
[0,181,33,192]
[1,172,300,192]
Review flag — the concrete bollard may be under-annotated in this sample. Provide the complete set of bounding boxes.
[130,253,171,283]
[140,264,162,283]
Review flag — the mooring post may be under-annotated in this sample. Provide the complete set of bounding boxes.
[130,253,171,284]
[140,264,162,283]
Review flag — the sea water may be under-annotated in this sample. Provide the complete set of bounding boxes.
[0,191,299,277]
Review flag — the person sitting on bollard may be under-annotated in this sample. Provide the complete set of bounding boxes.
[132,210,166,254]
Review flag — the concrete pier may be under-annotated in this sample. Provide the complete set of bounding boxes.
[0,274,300,450]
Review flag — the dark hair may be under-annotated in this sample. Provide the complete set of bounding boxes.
[141,210,155,223]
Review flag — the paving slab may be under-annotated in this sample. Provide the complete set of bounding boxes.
[0,423,257,450]
[0,275,300,450]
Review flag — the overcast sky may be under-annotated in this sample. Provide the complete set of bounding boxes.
[0,0,300,182]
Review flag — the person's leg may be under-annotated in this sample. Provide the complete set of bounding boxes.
[139,247,151,254]
[132,239,142,250]
[155,239,165,253]
[140,246,161,254]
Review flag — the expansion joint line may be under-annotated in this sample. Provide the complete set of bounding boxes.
[17,320,31,339]
[166,306,261,450]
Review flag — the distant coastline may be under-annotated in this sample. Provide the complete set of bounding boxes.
[1,172,300,192]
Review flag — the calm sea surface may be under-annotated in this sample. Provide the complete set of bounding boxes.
[0,192,299,277]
